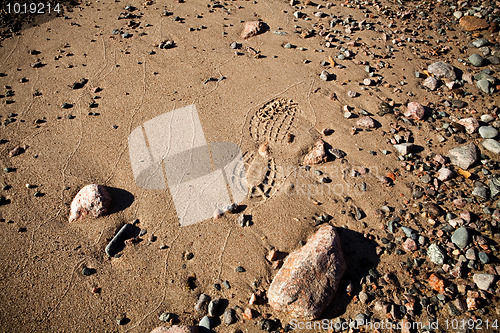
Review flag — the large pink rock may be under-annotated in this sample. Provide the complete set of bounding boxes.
[68,184,111,222]
[404,102,425,120]
[150,326,199,333]
[303,139,328,165]
[268,224,346,319]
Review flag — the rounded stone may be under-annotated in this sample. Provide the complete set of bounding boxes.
[469,53,484,67]
[451,227,469,249]
[479,126,498,139]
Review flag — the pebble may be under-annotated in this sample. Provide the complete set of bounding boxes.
[457,117,479,134]
[422,76,439,90]
[469,53,484,67]
[472,182,489,200]
[472,273,495,291]
[393,143,414,155]
[207,298,220,317]
[451,227,469,249]
[105,224,139,257]
[472,38,489,48]
[478,126,498,139]
[477,79,491,94]
[356,116,376,128]
[427,243,445,265]
[404,102,425,120]
[319,70,331,81]
[478,252,490,264]
[199,316,212,330]
[149,326,198,333]
[448,143,479,170]
[194,294,210,314]
[69,184,111,223]
[480,114,494,123]
[482,139,500,154]
[303,140,328,165]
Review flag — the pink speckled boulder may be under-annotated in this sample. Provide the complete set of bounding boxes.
[404,102,425,120]
[268,224,346,319]
[68,184,111,222]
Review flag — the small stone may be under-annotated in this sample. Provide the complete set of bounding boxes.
[194,294,211,314]
[453,11,463,19]
[207,299,221,317]
[469,53,484,67]
[150,325,198,333]
[159,312,171,322]
[393,143,414,155]
[319,70,331,81]
[451,227,469,249]
[422,76,439,90]
[427,61,456,81]
[489,178,500,198]
[267,248,279,261]
[428,273,445,293]
[459,16,490,31]
[223,308,236,325]
[68,184,111,223]
[303,140,328,165]
[448,143,479,170]
[240,21,266,39]
[404,102,425,120]
[472,183,489,200]
[235,266,245,272]
[116,315,127,325]
[347,90,357,98]
[268,225,345,319]
[427,243,445,265]
[199,316,212,330]
[465,248,477,260]
[403,238,417,252]
[473,38,489,48]
[457,117,479,134]
[356,116,376,128]
[479,126,498,139]
[482,139,500,154]
[242,307,256,320]
[437,167,454,181]
[472,273,495,291]
[477,79,491,94]
[478,252,490,264]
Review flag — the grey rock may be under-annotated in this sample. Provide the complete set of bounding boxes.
[477,79,491,94]
[469,54,484,66]
[223,308,236,325]
[427,61,456,81]
[482,139,500,154]
[465,248,476,260]
[427,243,445,265]
[489,177,500,198]
[437,167,454,181]
[472,273,495,291]
[268,224,346,319]
[393,143,414,155]
[479,126,498,139]
[472,38,489,48]
[478,251,490,264]
[207,298,221,317]
[199,316,212,330]
[422,76,439,90]
[448,143,479,169]
[487,55,500,65]
[451,227,469,249]
[453,11,463,19]
[194,294,211,314]
[475,72,496,83]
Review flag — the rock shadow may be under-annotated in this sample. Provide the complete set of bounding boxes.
[106,187,135,215]
[321,227,380,319]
